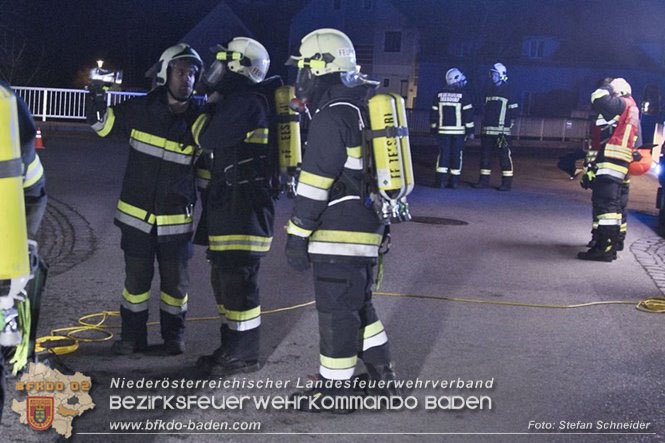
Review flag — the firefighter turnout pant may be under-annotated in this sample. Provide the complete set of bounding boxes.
[591,176,623,250]
[436,135,465,185]
[591,177,629,239]
[120,231,191,345]
[313,262,391,381]
[479,134,513,182]
[210,255,261,362]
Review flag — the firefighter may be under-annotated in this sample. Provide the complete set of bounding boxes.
[0,82,47,422]
[191,37,274,376]
[578,78,640,261]
[87,44,203,355]
[430,67,474,189]
[285,28,397,412]
[473,62,519,191]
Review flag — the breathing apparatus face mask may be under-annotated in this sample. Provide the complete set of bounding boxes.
[202,60,226,91]
[295,67,316,103]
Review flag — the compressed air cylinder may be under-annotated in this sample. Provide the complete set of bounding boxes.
[368,93,406,198]
[274,85,301,175]
[0,86,29,284]
[389,93,414,197]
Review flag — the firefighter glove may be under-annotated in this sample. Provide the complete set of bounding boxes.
[581,169,596,189]
[286,234,310,271]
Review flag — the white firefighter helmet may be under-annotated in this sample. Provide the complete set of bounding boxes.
[609,78,631,96]
[490,62,508,84]
[210,37,270,84]
[150,43,203,86]
[445,67,467,87]
[287,28,358,76]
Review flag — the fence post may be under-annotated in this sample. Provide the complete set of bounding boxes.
[42,89,48,122]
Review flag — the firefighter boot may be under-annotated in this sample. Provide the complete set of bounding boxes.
[434,172,447,188]
[497,176,512,192]
[577,227,616,262]
[446,175,460,189]
[365,362,402,397]
[160,310,186,355]
[472,175,490,189]
[112,307,148,355]
[616,231,625,251]
[586,229,598,248]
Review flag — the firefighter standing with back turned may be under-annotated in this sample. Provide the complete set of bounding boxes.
[285,28,399,413]
[578,78,640,261]
[473,62,519,191]
[0,82,47,422]
[190,37,274,376]
[430,67,474,189]
[87,44,203,355]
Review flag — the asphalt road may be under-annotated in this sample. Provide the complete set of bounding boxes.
[2,133,664,442]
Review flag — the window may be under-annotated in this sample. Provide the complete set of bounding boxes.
[383,78,390,87]
[384,32,402,53]
[333,0,341,10]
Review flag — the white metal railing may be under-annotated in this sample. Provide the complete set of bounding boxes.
[11,86,144,122]
[12,86,589,142]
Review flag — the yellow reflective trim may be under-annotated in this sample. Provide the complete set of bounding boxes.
[346,146,362,158]
[224,306,260,321]
[286,220,312,237]
[597,213,622,220]
[96,108,116,137]
[216,51,242,61]
[209,234,271,243]
[160,291,188,307]
[196,167,211,180]
[596,162,628,174]
[23,156,44,188]
[123,289,150,304]
[363,320,384,338]
[310,230,382,245]
[320,355,357,369]
[192,114,209,146]
[244,128,269,144]
[591,88,610,103]
[217,304,225,315]
[156,214,192,226]
[297,59,327,69]
[117,200,154,222]
[299,170,334,189]
[131,129,195,155]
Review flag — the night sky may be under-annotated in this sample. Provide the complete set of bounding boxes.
[2,0,665,90]
[0,0,307,89]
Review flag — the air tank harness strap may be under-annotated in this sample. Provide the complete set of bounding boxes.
[364,126,409,140]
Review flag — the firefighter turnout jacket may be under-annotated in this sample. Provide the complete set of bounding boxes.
[192,84,275,257]
[482,83,518,135]
[590,86,640,182]
[287,84,384,263]
[430,86,474,135]
[88,87,201,242]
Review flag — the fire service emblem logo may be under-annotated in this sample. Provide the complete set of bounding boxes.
[27,396,54,431]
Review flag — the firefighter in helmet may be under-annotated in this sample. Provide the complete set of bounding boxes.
[579,78,640,261]
[430,67,474,189]
[191,37,275,376]
[285,28,398,412]
[87,43,203,355]
[473,62,519,191]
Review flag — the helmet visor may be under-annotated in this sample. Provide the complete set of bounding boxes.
[295,67,315,102]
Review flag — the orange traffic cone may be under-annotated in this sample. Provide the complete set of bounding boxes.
[35,128,45,149]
